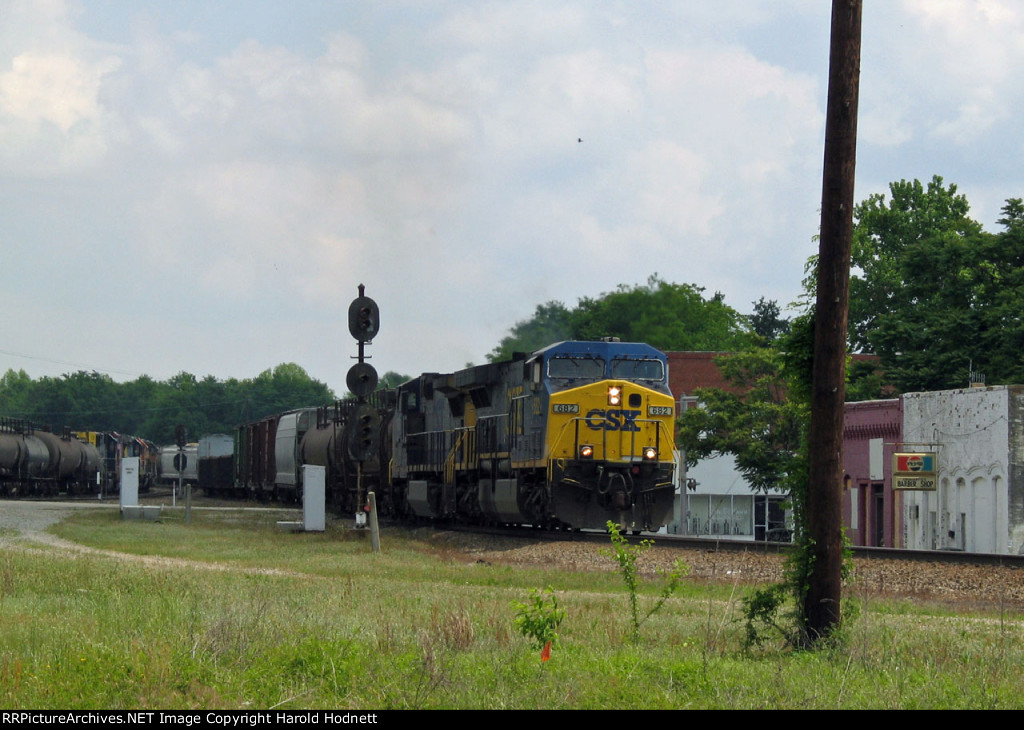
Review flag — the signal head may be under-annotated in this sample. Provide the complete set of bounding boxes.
[348,296,380,342]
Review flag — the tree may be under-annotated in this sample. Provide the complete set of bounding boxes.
[0,369,33,419]
[378,371,412,390]
[748,297,791,342]
[677,346,807,494]
[248,363,334,417]
[854,184,1024,391]
[488,301,572,362]
[803,177,1024,393]
[848,176,983,353]
[487,275,753,362]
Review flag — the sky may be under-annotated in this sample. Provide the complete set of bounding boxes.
[2,0,1023,398]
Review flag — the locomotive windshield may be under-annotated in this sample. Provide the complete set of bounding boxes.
[547,355,605,380]
[610,357,664,381]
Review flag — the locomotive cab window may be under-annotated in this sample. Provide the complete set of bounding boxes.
[610,357,664,381]
[547,355,605,380]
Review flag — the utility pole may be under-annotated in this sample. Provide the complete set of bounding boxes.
[805,0,862,643]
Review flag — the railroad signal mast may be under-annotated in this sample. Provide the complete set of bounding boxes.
[174,423,192,523]
[346,284,380,532]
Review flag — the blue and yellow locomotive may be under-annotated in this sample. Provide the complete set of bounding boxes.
[388,339,677,531]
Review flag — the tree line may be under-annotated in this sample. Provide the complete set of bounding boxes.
[0,363,335,444]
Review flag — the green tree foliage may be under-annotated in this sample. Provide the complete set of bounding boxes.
[677,322,822,646]
[800,176,1024,393]
[600,522,689,644]
[845,357,893,403]
[377,371,412,390]
[487,276,752,361]
[748,297,791,342]
[511,586,565,655]
[0,363,335,444]
[891,197,1024,390]
[0,369,35,419]
[844,177,1024,391]
[677,346,808,494]
[848,176,984,353]
[488,301,572,362]
[570,276,750,350]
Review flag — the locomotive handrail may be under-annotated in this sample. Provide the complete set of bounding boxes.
[444,427,475,485]
[405,426,477,475]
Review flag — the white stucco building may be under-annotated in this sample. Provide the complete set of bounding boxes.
[901,385,1024,554]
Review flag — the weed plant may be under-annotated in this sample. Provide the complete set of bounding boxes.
[1,507,1023,708]
[600,521,689,643]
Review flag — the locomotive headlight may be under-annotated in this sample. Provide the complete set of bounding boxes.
[579,444,594,460]
[642,446,658,461]
[607,385,622,406]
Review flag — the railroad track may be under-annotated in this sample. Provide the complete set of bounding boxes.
[431,523,1024,608]
[441,521,1024,568]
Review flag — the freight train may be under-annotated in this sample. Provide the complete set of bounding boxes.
[204,340,679,532]
[0,419,158,496]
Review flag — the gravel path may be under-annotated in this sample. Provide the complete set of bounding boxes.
[0,500,106,549]
[0,500,296,576]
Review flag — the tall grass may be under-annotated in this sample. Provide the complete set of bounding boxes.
[1,507,1023,709]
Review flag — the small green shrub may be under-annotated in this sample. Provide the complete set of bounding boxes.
[742,582,795,649]
[601,522,690,643]
[511,587,565,658]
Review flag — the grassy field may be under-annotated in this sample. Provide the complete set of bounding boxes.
[2,506,1023,709]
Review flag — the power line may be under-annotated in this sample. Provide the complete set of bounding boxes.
[0,348,144,379]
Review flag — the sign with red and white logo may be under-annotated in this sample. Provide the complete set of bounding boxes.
[893,451,937,490]
[895,453,934,473]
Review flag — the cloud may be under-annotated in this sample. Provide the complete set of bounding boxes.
[0,11,121,174]
[2,0,1022,394]
[872,0,1024,145]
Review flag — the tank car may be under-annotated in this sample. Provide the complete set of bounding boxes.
[300,394,393,514]
[0,420,101,496]
[0,420,51,495]
[386,340,677,532]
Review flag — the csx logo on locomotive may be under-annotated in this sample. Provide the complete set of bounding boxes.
[584,408,642,432]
